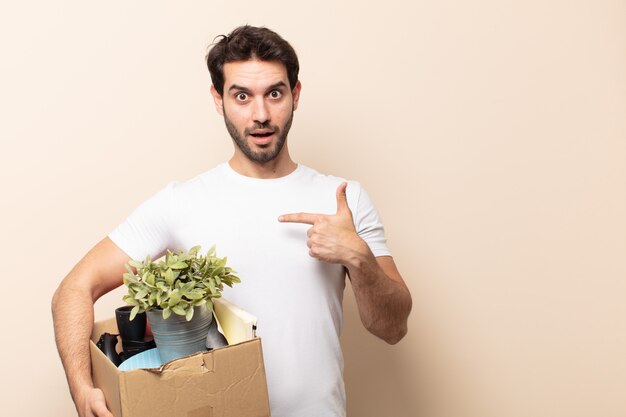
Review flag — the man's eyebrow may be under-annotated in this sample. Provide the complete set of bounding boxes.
[228,84,251,93]
[227,81,288,94]
[265,81,288,92]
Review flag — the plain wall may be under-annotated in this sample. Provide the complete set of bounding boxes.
[1,1,625,416]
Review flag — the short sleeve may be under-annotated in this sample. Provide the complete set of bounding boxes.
[350,182,392,257]
[108,181,177,261]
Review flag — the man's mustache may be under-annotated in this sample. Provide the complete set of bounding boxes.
[244,122,279,134]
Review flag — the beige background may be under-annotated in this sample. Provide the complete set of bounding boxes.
[1,1,625,416]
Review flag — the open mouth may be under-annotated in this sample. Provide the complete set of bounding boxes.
[248,130,275,146]
[249,131,274,138]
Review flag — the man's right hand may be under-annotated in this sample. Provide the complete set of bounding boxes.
[77,387,114,417]
[52,237,131,417]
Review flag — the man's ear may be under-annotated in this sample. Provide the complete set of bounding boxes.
[210,85,224,116]
[292,81,302,111]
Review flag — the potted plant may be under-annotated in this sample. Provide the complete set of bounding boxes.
[122,245,241,362]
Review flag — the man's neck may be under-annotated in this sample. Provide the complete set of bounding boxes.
[228,150,297,179]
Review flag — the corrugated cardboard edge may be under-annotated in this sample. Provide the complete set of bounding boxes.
[90,318,123,417]
[148,338,257,373]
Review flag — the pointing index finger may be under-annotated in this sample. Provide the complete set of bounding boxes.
[278,213,319,225]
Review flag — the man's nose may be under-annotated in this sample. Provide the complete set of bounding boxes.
[252,98,270,124]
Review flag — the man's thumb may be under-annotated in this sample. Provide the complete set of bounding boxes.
[336,182,350,215]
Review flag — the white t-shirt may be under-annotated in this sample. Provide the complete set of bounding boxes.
[109,163,390,417]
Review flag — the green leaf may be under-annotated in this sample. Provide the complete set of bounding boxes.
[129,305,140,321]
[162,307,172,320]
[227,275,241,284]
[182,281,195,294]
[123,273,139,286]
[168,289,182,306]
[186,290,204,300]
[165,268,174,286]
[122,295,136,305]
[123,295,139,306]
[185,306,194,321]
[129,259,143,269]
[134,288,148,300]
[208,280,217,295]
[170,261,188,270]
[172,305,186,316]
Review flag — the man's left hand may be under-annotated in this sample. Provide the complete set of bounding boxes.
[278,182,367,264]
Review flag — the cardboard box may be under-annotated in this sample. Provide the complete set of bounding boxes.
[89,299,270,417]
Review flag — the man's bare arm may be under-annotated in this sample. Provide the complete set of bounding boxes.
[51,237,130,417]
[345,252,412,344]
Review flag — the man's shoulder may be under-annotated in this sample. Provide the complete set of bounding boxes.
[298,164,352,184]
[298,164,362,191]
[295,165,366,213]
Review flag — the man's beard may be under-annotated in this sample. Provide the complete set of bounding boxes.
[223,108,294,164]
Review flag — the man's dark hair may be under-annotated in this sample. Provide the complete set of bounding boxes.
[206,25,300,96]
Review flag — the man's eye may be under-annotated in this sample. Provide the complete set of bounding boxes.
[236,93,248,101]
[269,90,282,99]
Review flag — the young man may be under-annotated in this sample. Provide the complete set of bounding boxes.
[52,25,412,417]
